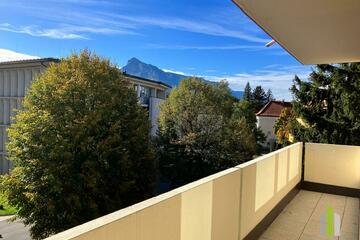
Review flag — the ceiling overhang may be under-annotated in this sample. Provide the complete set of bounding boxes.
[232,0,360,65]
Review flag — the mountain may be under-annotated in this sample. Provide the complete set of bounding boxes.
[231,90,244,99]
[122,57,243,99]
[122,58,186,86]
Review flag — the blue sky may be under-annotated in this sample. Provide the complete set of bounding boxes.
[0,0,312,100]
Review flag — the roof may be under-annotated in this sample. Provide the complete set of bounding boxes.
[232,0,360,64]
[123,72,172,89]
[256,101,292,117]
[0,59,171,89]
[0,58,60,66]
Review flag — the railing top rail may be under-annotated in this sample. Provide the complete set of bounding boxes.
[236,142,302,169]
[306,142,360,148]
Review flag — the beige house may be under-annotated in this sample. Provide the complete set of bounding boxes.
[0,59,170,174]
[256,101,292,146]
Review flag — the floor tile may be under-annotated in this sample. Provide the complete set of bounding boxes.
[257,191,359,240]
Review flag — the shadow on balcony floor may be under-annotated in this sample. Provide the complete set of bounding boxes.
[259,190,359,240]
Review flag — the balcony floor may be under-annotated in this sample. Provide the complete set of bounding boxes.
[259,190,359,240]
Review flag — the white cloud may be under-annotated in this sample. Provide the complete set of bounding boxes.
[162,69,188,76]
[0,23,136,40]
[148,44,264,50]
[160,64,311,100]
[45,0,119,5]
[202,65,312,100]
[0,1,269,43]
[0,23,84,39]
[0,49,39,62]
[103,13,269,43]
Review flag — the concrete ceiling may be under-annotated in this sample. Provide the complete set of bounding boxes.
[233,0,360,64]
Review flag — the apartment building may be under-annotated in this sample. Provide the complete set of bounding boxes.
[0,59,171,174]
[123,73,171,136]
[0,58,59,174]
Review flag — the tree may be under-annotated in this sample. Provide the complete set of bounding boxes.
[243,82,252,101]
[291,63,360,145]
[232,100,266,151]
[274,107,295,145]
[156,78,257,187]
[0,51,155,239]
[266,89,275,102]
[252,85,268,112]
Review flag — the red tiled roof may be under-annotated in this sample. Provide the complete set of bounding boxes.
[256,101,292,117]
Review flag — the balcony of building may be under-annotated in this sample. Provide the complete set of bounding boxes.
[44,142,359,240]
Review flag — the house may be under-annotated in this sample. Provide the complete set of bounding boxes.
[0,59,171,174]
[256,100,292,146]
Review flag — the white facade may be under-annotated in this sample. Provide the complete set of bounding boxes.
[256,101,292,149]
[125,74,170,137]
[256,116,277,145]
[0,59,57,174]
[149,97,164,136]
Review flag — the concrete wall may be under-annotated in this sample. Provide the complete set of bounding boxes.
[0,65,46,174]
[237,142,302,238]
[46,142,303,240]
[304,143,360,189]
[256,116,277,143]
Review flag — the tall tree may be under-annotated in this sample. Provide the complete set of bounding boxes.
[243,82,252,101]
[252,85,268,112]
[266,89,275,102]
[156,78,257,187]
[291,63,360,145]
[1,51,155,239]
[233,100,266,152]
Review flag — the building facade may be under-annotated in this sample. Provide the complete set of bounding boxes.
[0,58,58,174]
[123,73,171,136]
[256,100,292,147]
[0,59,170,174]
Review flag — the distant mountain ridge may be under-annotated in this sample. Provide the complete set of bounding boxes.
[122,57,243,99]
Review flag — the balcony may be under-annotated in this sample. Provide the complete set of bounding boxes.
[46,142,359,240]
[139,95,150,106]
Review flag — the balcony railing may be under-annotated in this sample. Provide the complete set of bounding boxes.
[46,142,360,240]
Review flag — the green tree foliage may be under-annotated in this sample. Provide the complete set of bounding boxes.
[156,78,257,187]
[252,85,268,112]
[0,51,155,239]
[232,100,266,152]
[243,83,272,112]
[291,63,360,145]
[274,108,295,145]
[243,82,252,101]
[266,89,275,102]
